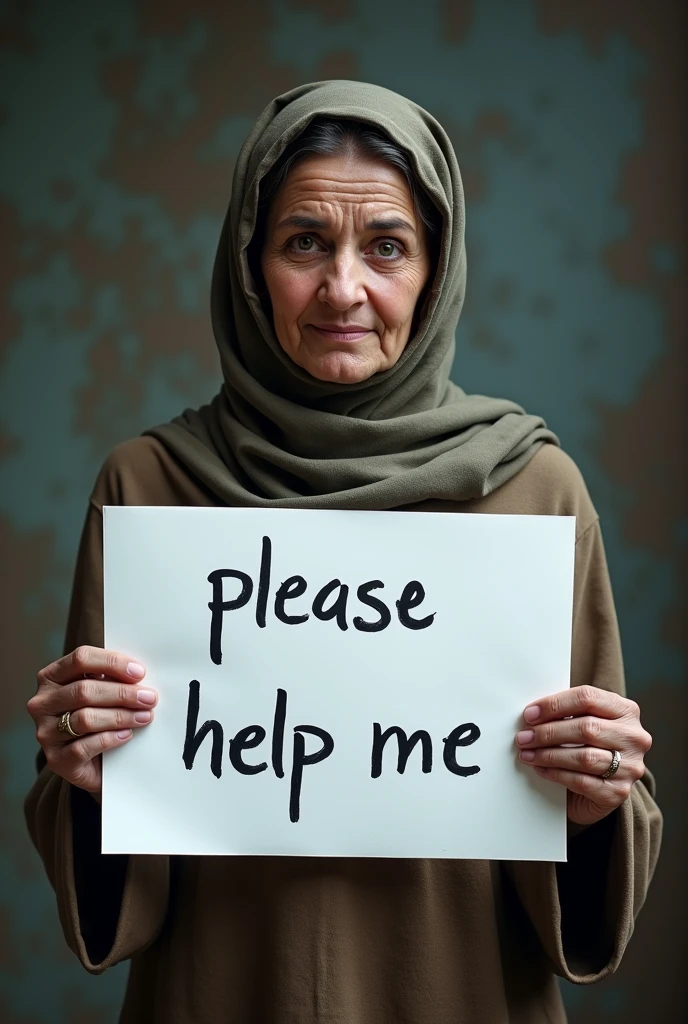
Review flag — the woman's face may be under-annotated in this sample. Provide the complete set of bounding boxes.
[260,152,432,384]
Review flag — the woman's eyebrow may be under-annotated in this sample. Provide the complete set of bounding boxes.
[277,215,328,230]
[365,217,415,233]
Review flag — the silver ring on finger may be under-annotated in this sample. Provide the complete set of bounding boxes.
[601,748,621,779]
[57,710,82,739]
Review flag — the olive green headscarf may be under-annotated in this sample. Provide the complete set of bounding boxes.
[146,80,557,508]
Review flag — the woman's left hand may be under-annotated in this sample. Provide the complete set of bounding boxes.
[515,685,653,826]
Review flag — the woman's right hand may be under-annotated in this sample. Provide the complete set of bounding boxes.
[27,646,157,797]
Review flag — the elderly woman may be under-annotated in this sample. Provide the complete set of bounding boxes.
[26,81,660,1024]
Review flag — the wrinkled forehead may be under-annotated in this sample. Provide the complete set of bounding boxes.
[266,153,422,229]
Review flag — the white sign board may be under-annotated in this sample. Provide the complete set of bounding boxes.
[102,507,575,860]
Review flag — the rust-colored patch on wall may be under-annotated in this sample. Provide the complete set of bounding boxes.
[0,518,63,727]
[0,430,19,459]
[441,0,475,45]
[66,217,156,320]
[66,1009,112,1024]
[100,53,228,224]
[440,108,512,202]
[43,210,218,452]
[101,1,298,223]
[292,0,353,23]
[0,994,41,1024]
[311,49,359,82]
[0,907,20,976]
[73,330,144,454]
[0,0,34,54]
[0,201,27,355]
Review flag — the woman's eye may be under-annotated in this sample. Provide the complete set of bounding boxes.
[374,240,402,260]
[289,234,321,253]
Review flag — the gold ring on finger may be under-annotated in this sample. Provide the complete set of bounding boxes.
[57,710,82,739]
[601,748,621,779]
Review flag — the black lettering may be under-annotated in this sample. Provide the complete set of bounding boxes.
[353,581,391,632]
[229,725,268,775]
[182,680,223,778]
[289,725,335,823]
[396,581,435,630]
[256,535,272,629]
[312,579,349,631]
[371,724,433,777]
[207,569,254,665]
[274,575,309,625]
[272,687,287,779]
[443,723,481,777]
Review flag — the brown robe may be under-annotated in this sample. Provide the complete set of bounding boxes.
[25,437,662,1024]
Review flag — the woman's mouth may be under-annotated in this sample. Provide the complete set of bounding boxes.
[308,325,373,342]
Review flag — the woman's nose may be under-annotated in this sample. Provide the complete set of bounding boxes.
[317,253,367,309]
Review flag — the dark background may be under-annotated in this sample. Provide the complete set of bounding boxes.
[0,1,685,1021]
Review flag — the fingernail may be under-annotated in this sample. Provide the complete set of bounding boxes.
[524,705,541,723]
[117,729,132,739]
[134,710,151,723]
[136,688,156,705]
[127,662,145,679]
[519,750,535,761]
[516,730,535,745]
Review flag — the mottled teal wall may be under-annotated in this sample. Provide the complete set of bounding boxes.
[1,1,685,1021]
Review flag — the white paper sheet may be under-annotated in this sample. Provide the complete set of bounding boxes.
[102,507,574,860]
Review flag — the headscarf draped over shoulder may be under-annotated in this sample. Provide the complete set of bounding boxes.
[146,80,557,508]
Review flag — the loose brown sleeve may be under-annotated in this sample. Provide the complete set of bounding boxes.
[504,519,662,983]
[24,499,169,974]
